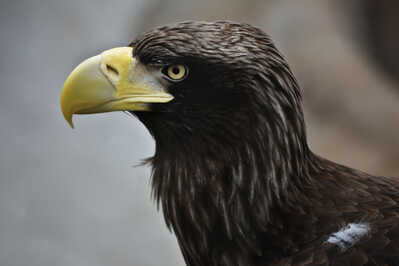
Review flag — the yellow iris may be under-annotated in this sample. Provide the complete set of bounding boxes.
[167,65,187,80]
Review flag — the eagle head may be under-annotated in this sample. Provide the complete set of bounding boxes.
[61,21,308,166]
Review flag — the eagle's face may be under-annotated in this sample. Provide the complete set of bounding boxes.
[61,21,304,154]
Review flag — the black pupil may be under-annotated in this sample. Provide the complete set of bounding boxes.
[172,66,180,75]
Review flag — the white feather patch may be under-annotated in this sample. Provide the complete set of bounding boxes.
[326,223,370,251]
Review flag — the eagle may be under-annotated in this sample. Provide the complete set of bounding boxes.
[60,21,399,266]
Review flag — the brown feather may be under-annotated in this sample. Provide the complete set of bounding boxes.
[128,21,399,266]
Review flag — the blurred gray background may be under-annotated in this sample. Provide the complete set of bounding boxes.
[1,1,398,265]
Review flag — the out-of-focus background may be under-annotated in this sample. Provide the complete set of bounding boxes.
[1,1,398,265]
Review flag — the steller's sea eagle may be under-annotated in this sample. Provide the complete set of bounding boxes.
[60,21,399,266]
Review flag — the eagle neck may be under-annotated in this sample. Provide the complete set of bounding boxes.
[148,118,315,264]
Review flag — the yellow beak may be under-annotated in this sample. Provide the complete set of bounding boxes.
[60,47,173,128]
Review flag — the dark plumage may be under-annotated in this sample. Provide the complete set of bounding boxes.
[129,21,399,266]
[63,21,399,265]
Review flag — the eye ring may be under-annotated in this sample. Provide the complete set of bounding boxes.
[163,64,188,81]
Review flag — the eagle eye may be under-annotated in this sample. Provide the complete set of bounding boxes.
[163,65,188,81]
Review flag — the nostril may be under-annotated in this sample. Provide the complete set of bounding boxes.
[105,64,119,82]
[106,64,119,79]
